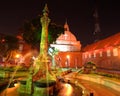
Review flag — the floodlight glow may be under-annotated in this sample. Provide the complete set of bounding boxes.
[15,54,20,58]
[66,55,70,59]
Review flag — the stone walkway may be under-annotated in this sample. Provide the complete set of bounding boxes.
[64,72,120,96]
[0,73,120,96]
[78,79,120,96]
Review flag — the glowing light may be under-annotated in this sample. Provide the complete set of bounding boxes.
[113,48,118,56]
[14,83,18,87]
[84,54,87,58]
[89,53,91,58]
[107,49,111,56]
[93,52,96,58]
[32,56,36,60]
[82,90,85,94]
[2,39,5,42]
[66,55,70,59]
[15,54,20,58]
[64,83,73,95]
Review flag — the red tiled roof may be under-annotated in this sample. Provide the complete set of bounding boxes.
[83,32,120,51]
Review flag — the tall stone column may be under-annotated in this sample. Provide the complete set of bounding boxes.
[40,4,50,55]
[19,4,56,96]
[33,4,53,79]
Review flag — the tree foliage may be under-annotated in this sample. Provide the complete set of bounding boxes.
[22,15,64,48]
[4,35,19,51]
[0,35,19,62]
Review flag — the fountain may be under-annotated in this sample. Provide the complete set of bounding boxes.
[18,4,56,96]
[0,4,88,96]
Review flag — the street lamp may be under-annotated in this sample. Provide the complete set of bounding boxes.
[15,54,20,59]
[15,53,21,65]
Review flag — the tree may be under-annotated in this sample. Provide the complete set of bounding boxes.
[5,35,19,51]
[0,38,6,58]
[0,35,19,62]
[22,15,64,49]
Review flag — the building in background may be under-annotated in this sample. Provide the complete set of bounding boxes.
[82,32,120,74]
[50,21,82,68]
[50,21,81,52]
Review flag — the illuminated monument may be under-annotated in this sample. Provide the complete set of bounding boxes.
[19,4,56,95]
[33,4,51,77]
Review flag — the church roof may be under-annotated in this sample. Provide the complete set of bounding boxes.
[56,21,78,45]
[56,31,77,41]
[51,21,81,51]
[83,32,120,51]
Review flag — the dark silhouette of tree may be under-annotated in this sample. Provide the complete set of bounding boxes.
[22,15,64,49]
[0,35,19,62]
[5,35,19,51]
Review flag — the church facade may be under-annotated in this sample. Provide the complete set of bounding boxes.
[50,21,82,68]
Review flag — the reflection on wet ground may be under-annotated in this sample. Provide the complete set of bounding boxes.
[0,81,82,96]
[56,82,82,96]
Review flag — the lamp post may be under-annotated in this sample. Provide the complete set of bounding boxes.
[15,53,21,65]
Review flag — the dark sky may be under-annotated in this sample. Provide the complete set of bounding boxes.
[0,0,120,46]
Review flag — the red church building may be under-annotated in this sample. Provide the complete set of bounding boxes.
[50,21,82,68]
[82,32,120,74]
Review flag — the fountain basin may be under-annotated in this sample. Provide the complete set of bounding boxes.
[33,80,56,87]
[19,80,26,85]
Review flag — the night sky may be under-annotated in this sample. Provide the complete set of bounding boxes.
[0,0,120,46]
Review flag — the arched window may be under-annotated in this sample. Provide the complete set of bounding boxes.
[113,48,118,56]
[19,44,23,51]
[107,49,111,56]
[85,54,87,58]
[89,53,91,58]
[100,51,102,57]
[94,52,96,58]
